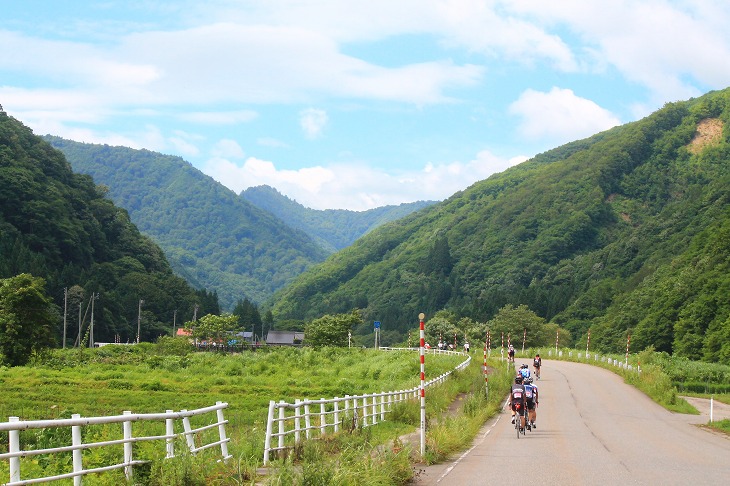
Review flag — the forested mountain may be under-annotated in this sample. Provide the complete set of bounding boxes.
[270,88,730,364]
[43,137,329,309]
[0,106,212,345]
[241,185,436,253]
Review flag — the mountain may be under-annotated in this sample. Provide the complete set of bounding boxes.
[240,185,436,253]
[269,89,730,364]
[0,106,206,344]
[43,137,329,309]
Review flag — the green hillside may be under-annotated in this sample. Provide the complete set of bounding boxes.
[0,107,207,345]
[241,184,436,253]
[269,89,730,364]
[43,137,329,309]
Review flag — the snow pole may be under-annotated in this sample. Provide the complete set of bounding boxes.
[483,335,489,400]
[419,312,426,459]
[501,332,504,362]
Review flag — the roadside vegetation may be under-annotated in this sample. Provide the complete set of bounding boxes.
[0,341,490,485]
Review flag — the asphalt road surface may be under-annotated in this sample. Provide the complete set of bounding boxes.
[414,359,730,485]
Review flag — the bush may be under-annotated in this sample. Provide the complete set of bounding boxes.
[155,336,194,356]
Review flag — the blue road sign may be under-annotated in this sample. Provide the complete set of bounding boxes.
[374,321,381,329]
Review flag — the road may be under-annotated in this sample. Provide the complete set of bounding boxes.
[414,359,730,485]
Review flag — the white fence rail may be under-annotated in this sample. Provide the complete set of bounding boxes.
[0,402,232,486]
[263,349,470,464]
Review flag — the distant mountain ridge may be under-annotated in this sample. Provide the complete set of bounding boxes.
[43,137,329,309]
[45,137,434,309]
[241,185,436,253]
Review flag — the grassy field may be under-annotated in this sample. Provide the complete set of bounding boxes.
[0,341,489,485]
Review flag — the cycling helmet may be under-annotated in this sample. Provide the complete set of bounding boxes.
[521,364,528,369]
[514,374,523,384]
[525,377,533,384]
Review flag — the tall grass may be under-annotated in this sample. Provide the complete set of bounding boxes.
[0,344,467,485]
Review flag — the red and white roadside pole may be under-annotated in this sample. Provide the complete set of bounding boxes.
[419,312,426,458]
[586,329,591,356]
[501,332,504,361]
[555,329,559,354]
[625,333,631,366]
[483,331,489,400]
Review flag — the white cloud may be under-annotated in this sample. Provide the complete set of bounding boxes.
[509,87,621,144]
[211,139,244,159]
[178,110,258,124]
[299,108,328,139]
[507,0,730,102]
[202,149,525,210]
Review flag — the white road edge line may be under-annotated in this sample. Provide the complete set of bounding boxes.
[436,405,508,483]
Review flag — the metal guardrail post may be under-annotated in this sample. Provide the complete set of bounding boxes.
[278,401,286,449]
[320,399,326,436]
[166,410,175,458]
[9,417,19,484]
[182,411,195,452]
[72,414,83,486]
[123,411,133,482]
[216,402,230,461]
[263,401,276,465]
[333,398,340,433]
[294,399,302,444]
[304,401,311,439]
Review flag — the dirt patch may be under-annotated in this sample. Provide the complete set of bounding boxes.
[688,118,723,154]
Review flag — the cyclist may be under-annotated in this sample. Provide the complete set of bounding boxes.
[519,363,531,380]
[509,374,526,431]
[524,377,538,429]
[533,353,542,379]
[508,344,515,364]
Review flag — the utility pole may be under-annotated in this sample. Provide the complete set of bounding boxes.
[63,288,67,349]
[137,299,144,344]
[89,293,98,348]
[76,301,82,348]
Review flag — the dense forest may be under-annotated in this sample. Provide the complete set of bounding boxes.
[0,107,218,346]
[241,184,435,253]
[43,137,330,309]
[269,88,730,364]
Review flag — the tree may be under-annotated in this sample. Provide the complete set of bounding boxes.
[0,274,58,366]
[184,313,239,345]
[487,304,549,349]
[305,310,362,348]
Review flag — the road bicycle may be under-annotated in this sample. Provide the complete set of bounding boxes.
[534,366,540,380]
[514,403,528,438]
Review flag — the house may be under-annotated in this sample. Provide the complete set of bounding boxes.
[265,330,304,346]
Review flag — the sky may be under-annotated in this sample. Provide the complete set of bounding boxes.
[2,1,729,210]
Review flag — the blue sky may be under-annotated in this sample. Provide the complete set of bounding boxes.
[2,1,728,210]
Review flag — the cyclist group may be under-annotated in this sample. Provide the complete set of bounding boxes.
[508,354,541,433]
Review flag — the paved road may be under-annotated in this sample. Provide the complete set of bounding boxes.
[414,360,730,485]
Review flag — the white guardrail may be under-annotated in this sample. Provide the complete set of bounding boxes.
[0,402,232,486]
[263,348,470,465]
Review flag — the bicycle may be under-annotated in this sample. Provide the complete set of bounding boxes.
[514,402,527,438]
[534,365,540,380]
